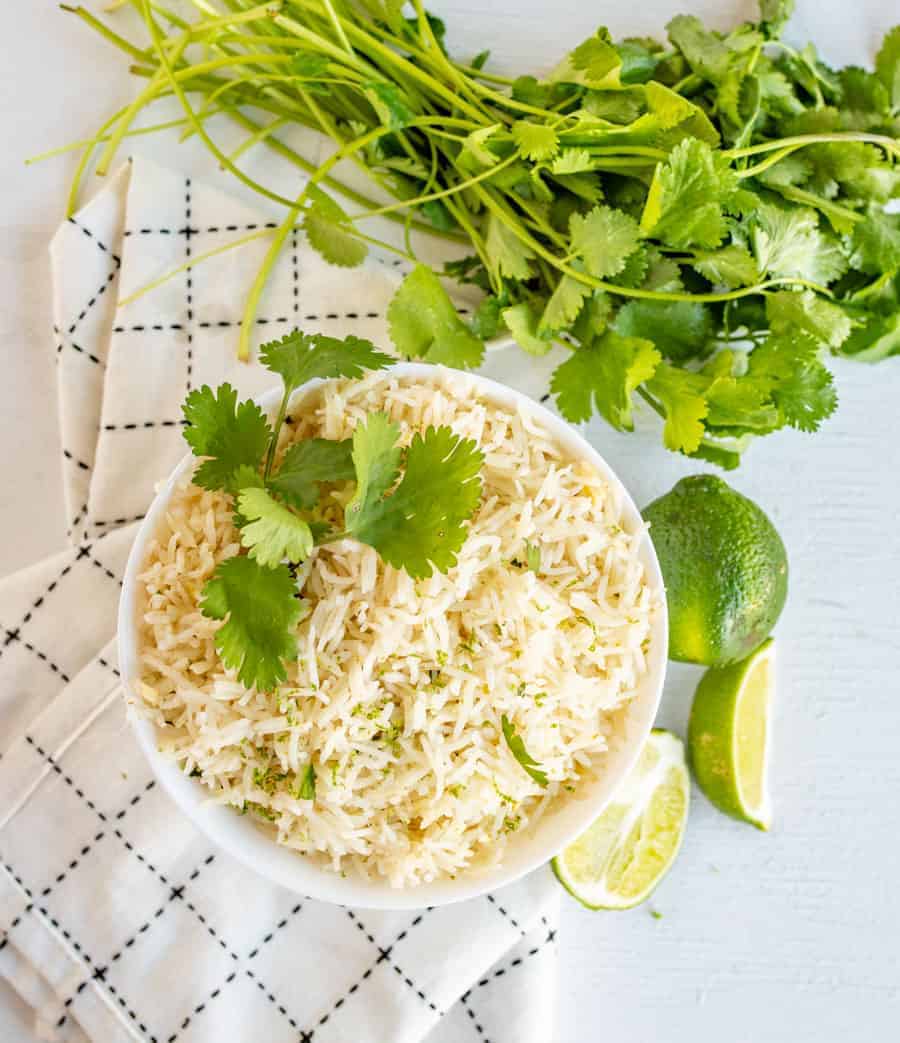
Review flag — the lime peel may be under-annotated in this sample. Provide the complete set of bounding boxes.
[688,638,775,830]
[552,729,689,910]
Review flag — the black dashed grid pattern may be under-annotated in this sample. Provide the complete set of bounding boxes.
[4,161,561,1041]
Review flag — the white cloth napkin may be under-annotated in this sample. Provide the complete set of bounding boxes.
[0,156,560,1043]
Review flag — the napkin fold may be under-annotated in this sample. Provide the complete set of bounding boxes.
[0,156,559,1043]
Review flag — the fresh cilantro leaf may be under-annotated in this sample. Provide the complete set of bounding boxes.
[387,265,485,368]
[838,67,890,116]
[748,332,838,431]
[645,363,709,453]
[666,15,733,83]
[550,171,604,203]
[471,295,504,339]
[613,299,713,362]
[502,302,554,356]
[583,88,645,124]
[260,330,393,395]
[552,29,622,88]
[758,0,795,39]
[765,290,851,349]
[363,80,415,128]
[838,310,900,362]
[750,202,849,283]
[501,714,548,786]
[485,213,535,281]
[540,275,592,335]
[238,487,314,568]
[295,763,316,800]
[344,412,402,521]
[617,39,661,84]
[458,124,502,171]
[644,81,720,145]
[182,384,271,493]
[570,205,641,279]
[344,416,483,578]
[303,191,367,268]
[875,25,900,109]
[571,291,613,343]
[551,331,660,428]
[269,437,354,509]
[640,138,738,249]
[609,244,651,288]
[525,541,541,573]
[691,244,760,287]
[511,75,573,109]
[704,374,780,432]
[200,555,302,691]
[550,149,597,175]
[511,121,559,162]
[849,209,900,275]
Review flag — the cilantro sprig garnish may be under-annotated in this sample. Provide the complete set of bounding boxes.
[182,330,484,692]
[65,1,900,465]
[502,714,549,788]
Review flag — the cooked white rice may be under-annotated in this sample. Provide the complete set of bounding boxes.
[135,369,658,887]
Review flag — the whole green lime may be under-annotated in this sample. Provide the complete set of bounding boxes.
[643,475,788,666]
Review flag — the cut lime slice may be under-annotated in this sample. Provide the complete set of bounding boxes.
[688,638,774,830]
[552,730,690,910]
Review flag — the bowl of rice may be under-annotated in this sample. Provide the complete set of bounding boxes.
[119,364,667,909]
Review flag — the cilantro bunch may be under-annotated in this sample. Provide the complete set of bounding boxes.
[184,331,483,691]
[63,1,900,465]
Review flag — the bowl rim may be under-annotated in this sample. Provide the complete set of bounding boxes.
[118,362,668,909]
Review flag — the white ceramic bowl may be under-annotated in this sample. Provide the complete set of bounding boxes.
[118,364,668,909]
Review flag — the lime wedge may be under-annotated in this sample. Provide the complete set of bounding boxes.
[552,730,690,910]
[688,638,775,830]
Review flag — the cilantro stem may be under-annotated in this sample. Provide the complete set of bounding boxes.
[724,132,900,161]
[351,152,520,221]
[119,227,276,308]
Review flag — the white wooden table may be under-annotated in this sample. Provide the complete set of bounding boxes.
[3,2,898,1040]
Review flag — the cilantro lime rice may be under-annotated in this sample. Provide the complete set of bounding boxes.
[135,369,659,887]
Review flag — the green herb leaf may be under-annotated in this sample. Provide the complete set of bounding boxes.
[613,299,713,362]
[269,437,355,509]
[238,487,314,568]
[539,275,592,335]
[501,714,548,786]
[502,302,554,356]
[525,541,541,574]
[551,331,660,429]
[875,25,900,109]
[750,202,848,284]
[303,192,367,268]
[640,138,738,249]
[458,124,502,171]
[765,290,851,349]
[485,213,535,281]
[200,555,302,692]
[570,205,642,279]
[511,121,559,162]
[388,265,485,368]
[645,363,710,453]
[182,384,272,494]
[344,416,483,578]
[295,763,316,800]
[748,332,837,431]
[260,330,393,396]
[691,244,760,288]
[363,80,415,128]
[848,209,900,275]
